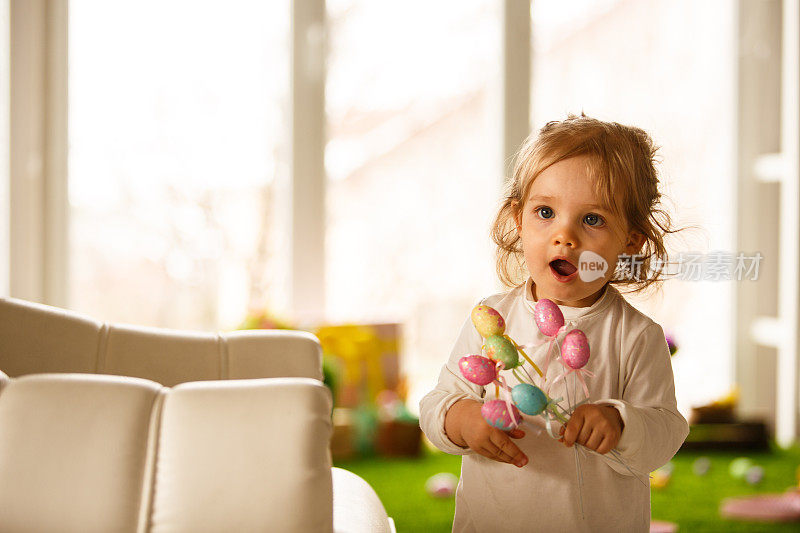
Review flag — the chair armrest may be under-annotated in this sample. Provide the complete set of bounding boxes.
[332,467,394,533]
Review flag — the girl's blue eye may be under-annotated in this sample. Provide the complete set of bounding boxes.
[584,213,605,227]
[536,207,554,219]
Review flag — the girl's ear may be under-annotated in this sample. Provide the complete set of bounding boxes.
[624,231,646,255]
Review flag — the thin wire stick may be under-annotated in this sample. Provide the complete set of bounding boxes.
[565,398,589,415]
[573,367,578,404]
[520,417,647,486]
[520,364,536,384]
[563,370,573,411]
[574,447,585,519]
[515,345,544,376]
[607,450,650,486]
[550,407,569,425]
[561,361,585,519]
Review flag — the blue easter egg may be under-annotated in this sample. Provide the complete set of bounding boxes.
[511,383,548,415]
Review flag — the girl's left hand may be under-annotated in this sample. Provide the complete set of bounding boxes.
[559,404,623,454]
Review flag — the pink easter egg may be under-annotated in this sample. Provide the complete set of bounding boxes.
[471,305,506,338]
[481,399,521,431]
[458,355,497,386]
[534,299,565,337]
[561,329,590,369]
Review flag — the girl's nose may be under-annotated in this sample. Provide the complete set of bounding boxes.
[552,226,578,248]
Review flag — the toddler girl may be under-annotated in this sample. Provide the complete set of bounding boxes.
[419,115,689,532]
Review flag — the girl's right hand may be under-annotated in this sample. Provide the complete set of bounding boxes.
[445,399,528,468]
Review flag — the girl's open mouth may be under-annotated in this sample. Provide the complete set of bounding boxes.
[549,259,578,282]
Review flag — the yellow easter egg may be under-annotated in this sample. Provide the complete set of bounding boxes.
[471,305,506,338]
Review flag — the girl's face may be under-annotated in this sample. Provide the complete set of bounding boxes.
[515,155,644,307]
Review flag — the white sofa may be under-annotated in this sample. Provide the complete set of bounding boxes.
[0,297,395,533]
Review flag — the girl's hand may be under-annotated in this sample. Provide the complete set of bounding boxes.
[559,404,623,454]
[445,399,528,468]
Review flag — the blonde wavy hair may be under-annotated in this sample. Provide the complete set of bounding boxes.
[492,113,677,293]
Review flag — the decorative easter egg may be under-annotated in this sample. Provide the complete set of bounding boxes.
[425,472,458,498]
[471,305,506,338]
[692,457,711,476]
[729,457,753,479]
[534,299,565,337]
[458,355,497,386]
[483,335,519,369]
[561,329,590,369]
[745,465,764,485]
[650,467,671,489]
[511,383,548,415]
[481,399,521,431]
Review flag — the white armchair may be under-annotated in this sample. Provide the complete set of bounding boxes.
[0,298,395,533]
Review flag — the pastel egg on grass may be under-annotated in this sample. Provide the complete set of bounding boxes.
[425,472,459,498]
[650,462,673,489]
[745,465,764,485]
[534,299,564,337]
[561,330,590,369]
[481,399,522,431]
[729,457,754,479]
[458,355,497,386]
[511,383,548,416]
[692,457,711,476]
[471,305,506,338]
[483,335,519,369]
[650,469,671,489]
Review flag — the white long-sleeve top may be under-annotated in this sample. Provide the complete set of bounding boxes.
[419,280,689,532]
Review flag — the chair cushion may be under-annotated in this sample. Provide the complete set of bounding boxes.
[0,298,102,375]
[226,329,323,381]
[0,374,163,533]
[103,324,221,387]
[148,378,333,533]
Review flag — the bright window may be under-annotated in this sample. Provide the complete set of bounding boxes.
[68,0,290,330]
[325,0,503,408]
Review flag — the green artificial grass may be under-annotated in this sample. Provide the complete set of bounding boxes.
[335,445,800,532]
[650,446,800,532]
